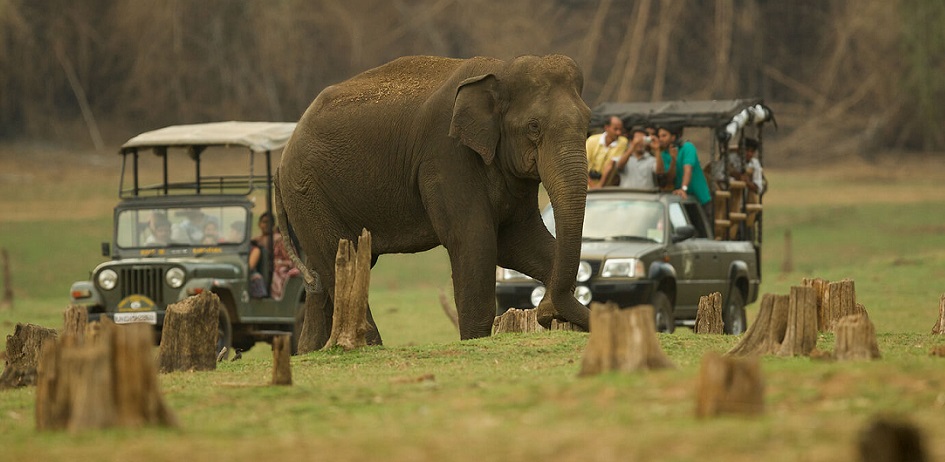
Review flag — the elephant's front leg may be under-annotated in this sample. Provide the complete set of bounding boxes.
[446,235,499,339]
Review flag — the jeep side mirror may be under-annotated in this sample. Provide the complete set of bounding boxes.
[672,225,696,242]
[101,242,111,257]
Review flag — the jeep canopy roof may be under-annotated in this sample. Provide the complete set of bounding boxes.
[590,98,773,131]
[121,121,296,153]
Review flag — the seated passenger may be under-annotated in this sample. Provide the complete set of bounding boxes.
[739,138,765,196]
[201,221,221,245]
[603,128,657,189]
[144,213,171,246]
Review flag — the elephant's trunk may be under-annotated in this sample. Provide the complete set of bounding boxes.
[537,148,590,329]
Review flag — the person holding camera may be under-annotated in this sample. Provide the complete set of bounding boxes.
[585,115,628,189]
[657,125,712,220]
[602,127,658,189]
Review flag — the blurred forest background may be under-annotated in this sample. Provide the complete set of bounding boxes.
[1,0,943,164]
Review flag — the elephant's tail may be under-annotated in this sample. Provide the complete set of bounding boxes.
[273,168,321,294]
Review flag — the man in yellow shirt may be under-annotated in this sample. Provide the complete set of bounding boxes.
[585,116,627,188]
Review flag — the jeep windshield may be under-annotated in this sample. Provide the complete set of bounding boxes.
[116,205,250,249]
[541,198,665,244]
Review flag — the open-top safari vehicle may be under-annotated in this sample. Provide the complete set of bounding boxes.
[496,99,775,334]
[69,121,305,351]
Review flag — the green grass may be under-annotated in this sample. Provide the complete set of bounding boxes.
[2,163,945,461]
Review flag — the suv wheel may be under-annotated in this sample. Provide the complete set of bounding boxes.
[652,291,675,334]
[218,307,233,353]
[723,286,747,335]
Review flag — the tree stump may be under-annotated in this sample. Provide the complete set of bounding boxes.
[695,351,764,418]
[63,305,88,342]
[323,229,372,351]
[777,286,818,357]
[271,334,292,386]
[36,319,176,432]
[727,293,789,357]
[931,294,945,335]
[550,319,584,331]
[695,292,723,334]
[857,416,928,462]
[834,314,881,361]
[781,229,793,274]
[802,277,830,331]
[158,292,220,372]
[0,248,12,310]
[494,308,542,333]
[0,323,58,389]
[579,302,674,376]
[825,278,858,331]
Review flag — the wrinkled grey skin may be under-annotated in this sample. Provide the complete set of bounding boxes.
[275,54,591,347]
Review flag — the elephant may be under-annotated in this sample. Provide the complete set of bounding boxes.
[275,54,591,348]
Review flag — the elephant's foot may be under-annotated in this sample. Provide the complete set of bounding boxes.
[536,296,589,330]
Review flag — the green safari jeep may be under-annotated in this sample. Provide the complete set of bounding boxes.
[69,122,306,352]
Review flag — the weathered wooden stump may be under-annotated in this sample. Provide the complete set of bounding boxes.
[63,305,88,342]
[932,293,945,335]
[857,416,928,462]
[834,314,881,361]
[825,278,859,331]
[695,292,723,334]
[492,308,585,333]
[777,286,818,357]
[323,229,372,351]
[695,351,764,418]
[36,320,176,432]
[802,277,830,331]
[158,292,220,372]
[579,303,674,376]
[0,323,58,389]
[271,334,292,386]
[727,293,789,357]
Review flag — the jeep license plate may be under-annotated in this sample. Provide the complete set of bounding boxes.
[114,311,157,325]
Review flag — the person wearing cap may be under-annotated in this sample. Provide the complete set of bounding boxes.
[740,138,765,195]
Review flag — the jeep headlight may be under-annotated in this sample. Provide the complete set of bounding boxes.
[574,286,592,305]
[601,258,645,278]
[98,269,118,291]
[496,267,531,282]
[576,261,592,282]
[529,286,546,307]
[165,267,186,288]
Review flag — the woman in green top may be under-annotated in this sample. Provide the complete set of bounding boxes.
[657,125,712,221]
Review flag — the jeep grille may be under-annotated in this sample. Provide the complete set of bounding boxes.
[120,267,165,306]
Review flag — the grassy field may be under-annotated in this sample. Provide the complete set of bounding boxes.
[1,148,945,461]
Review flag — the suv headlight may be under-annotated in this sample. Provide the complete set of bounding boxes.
[496,267,532,282]
[574,286,592,305]
[165,267,186,288]
[576,261,592,282]
[601,258,645,278]
[529,286,546,307]
[98,269,118,291]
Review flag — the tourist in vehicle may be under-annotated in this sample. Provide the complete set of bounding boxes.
[172,208,216,244]
[586,115,627,189]
[201,221,221,245]
[739,138,765,195]
[144,213,171,246]
[604,127,657,189]
[657,125,713,220]
[252,212,299,300]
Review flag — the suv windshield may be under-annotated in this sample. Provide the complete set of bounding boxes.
[117,206,249,248]
[541,199,665,244]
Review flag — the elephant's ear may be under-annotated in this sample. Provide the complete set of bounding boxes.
[449,74,499,165]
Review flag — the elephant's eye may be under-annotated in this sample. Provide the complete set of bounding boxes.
[527,120,540,135]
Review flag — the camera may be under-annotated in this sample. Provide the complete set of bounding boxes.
[589,170,602,180]
[642,135,652,144]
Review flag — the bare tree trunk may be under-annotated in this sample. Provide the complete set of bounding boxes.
[933,294,945,335]
[781,229,793,274]
[579,0,613,88]
[704,0,734,99]
[614,0,653,102]
[650,0,683,101]
[695,351,764,418]
[323,229,372,351]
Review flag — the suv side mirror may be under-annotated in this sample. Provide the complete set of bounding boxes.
[672,225,696,242]
[101,242,111,257]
